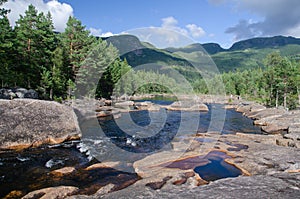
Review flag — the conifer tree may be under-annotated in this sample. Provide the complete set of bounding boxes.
[60,16,96,80]
[0,1,14,87]
[14,5,56,88]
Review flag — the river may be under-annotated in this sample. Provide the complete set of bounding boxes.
[0,100,261,198]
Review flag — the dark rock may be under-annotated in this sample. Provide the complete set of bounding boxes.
[0,88,39,99]
[0,88,10,99]
[145,176,172,190]
[24,89,39,99]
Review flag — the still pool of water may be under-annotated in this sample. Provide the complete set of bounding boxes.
[193,151,243,181]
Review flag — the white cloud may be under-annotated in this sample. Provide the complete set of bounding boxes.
[125,17,206,48]
[186,24,205,38]
[2,0,73,32]
[161,16,178,28]
[161,16,189,36]
[100,32,114,37]
[89,28,114,37]
[89,28,102,36]
[160,17,207,39]
[125,27,195,48]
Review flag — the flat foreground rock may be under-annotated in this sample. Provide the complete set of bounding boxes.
[97,173,300,199]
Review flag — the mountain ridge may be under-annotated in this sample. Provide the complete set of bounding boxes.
[103,35,300,73]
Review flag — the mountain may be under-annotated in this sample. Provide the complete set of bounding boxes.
[229,36,300,51]
[104,35,300,74]
[103,35,192,68]
[165,43,225,55]
[202,43,226,54]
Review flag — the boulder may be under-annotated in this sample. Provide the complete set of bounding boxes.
[237,103,266,115]
[0,88,39,99]
[134,101,160,111]
[0,99,81,149]
[51,167,76,177]
[166,102,208,112]
[15,88,28,98]
[24,89,39,99]
[247,108,286,120]
[0,88,11,99]
[22,186,78,199]
[114,101,134,108]
[261,124,288,134]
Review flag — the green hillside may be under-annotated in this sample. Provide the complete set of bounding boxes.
[105,35,300,74]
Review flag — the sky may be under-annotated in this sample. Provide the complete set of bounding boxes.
[2,0,300,48]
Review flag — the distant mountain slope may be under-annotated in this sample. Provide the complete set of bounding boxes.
[104,35,192,67]
[104,35,300,74]
[165,43,225,55]
[229,36,300,51]
[162,36,300,72]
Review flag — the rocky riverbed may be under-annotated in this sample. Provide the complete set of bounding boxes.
[0,96,299,198]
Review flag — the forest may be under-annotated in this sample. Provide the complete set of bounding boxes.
[0,2,300,109]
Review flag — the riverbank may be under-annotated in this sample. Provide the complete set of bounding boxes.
[225,102,300,148]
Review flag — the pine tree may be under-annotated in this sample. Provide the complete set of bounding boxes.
[0,5,14,87]
[77,39,119,98]
[14,5,56,88]
[60,16,96,80]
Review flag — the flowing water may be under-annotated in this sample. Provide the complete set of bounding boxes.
[0,100,261,198]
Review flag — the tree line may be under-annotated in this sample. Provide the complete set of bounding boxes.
[193,52,300,109]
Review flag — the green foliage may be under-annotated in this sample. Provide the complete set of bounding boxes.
[0,15,14,87]
[60,16,96,80]
[195,53,300,109]
[263,53,299,109]
[13,4,56,88]
[96,58,131,98]
[113,70,192,97]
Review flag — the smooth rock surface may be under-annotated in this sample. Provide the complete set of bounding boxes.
[22,186,79,199]
[0,99,81,149]
[80,173,300,199]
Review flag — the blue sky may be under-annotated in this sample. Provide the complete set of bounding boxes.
[2,0,300,48]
